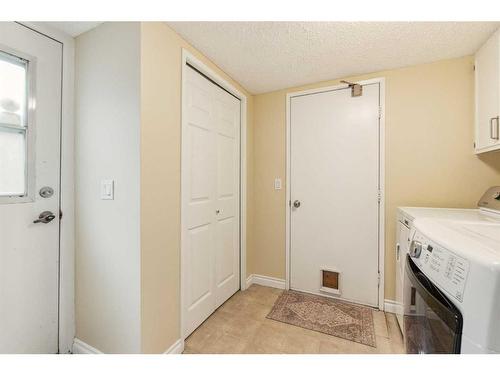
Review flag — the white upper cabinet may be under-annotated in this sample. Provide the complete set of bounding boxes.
[475,29,500,154]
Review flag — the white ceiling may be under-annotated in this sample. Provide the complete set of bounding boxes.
[168,22,500,94]
[46,22,102,37]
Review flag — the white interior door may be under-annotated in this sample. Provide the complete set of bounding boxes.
[0,23,62,353]
[290,83,381,307]
[183,65,240,337]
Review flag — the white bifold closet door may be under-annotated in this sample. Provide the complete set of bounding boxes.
[183,65,241,337]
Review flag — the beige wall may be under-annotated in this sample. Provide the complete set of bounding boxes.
[78,24,500,354]
[140,22,254,353]
[250,56,500,301]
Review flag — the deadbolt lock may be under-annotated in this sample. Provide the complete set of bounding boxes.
[39,186,54,198]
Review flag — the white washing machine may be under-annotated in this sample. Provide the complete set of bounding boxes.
[394,207,482,330]
[397,186,500,353]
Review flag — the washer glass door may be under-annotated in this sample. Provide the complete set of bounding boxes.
[404,255,463,354]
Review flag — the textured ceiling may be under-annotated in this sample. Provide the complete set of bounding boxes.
[168,22,500,94]
[45,22,102,37]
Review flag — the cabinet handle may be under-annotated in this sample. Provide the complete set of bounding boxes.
[490,116,499,140]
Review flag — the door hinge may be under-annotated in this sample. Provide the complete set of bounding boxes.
[378,106,382,119]
[378,271,381,287]
[377,190,382,203]
[289,200,291,207]
[59,209,63,220]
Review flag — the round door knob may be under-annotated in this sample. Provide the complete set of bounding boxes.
[293,200,301,208]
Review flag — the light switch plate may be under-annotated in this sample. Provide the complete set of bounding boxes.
[101,179,114,200]
[274,178,282,190]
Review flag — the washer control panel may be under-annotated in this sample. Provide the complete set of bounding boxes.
[411,232,469,303]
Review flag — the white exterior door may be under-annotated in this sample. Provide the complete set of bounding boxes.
[183,66,240,337]
[289,83,381,307]
[0,23,62,353]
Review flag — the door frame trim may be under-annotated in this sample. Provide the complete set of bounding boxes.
[180,49,248,340]
[17,22,76,353]
[285,78,386,310]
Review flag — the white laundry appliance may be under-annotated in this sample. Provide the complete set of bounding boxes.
[396,186,500,353]
[395,207,480,329]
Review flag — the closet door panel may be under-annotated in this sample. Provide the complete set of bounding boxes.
[213,85,240,309]
[183,67,216,337]
[183,66,241,336]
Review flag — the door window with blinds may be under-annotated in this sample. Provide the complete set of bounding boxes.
[0,49,34,200]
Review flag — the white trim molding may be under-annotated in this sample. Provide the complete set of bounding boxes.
[378,78,386,311]
[164,339,185,354]
[180,49,248,341]
[246,274,286,290]
[285,78,386,310]
[384,299,398,314]
[72,338,185,354]
[72,339,103,354]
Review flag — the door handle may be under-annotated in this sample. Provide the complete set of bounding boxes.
[33,211,56,224]
[409,240,422,258]
[490,116,499,140]
[293,200,301,208]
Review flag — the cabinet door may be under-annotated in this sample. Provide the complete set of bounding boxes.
[475,30,500,153]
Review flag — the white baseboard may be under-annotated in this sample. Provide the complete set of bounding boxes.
[245,274,253,288]
[246,274,286,290]
[384,299,397,313]
[164,339,184,354]
[72,337,184,354]
[72,338,103,354]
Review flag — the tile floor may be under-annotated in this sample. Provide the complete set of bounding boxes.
[183,284,405,354]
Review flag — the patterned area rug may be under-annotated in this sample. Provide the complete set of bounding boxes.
[267,290,376,347]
